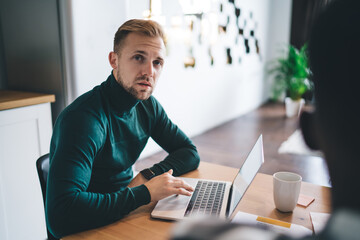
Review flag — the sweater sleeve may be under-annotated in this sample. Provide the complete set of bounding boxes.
[46,111,151,238]
[148,98,200,176]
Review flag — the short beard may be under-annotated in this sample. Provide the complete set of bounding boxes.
[116,71,153,100]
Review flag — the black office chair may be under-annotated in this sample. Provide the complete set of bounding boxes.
[36,154,59,240]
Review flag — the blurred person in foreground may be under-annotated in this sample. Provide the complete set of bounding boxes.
[171,0,360,239]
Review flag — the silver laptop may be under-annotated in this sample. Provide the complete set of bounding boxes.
[151,134,264,220]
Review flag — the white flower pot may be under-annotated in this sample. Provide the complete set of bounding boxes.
[285,97,305,118]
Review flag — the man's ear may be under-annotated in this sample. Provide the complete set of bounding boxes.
[300,111,320,150]
[108,52,118,69]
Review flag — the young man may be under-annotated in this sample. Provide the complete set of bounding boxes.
[172,0,360,239]
[46,19,199,238]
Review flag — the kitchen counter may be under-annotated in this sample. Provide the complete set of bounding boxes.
[0,90,55,240]
[0,90,55,111]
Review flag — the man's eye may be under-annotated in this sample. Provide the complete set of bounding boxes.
[154,60,163,66]
[134,55,144,61]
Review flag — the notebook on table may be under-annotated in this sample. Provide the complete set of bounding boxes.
[151,134,264,220]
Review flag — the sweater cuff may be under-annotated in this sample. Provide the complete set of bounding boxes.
[130,184,151,207]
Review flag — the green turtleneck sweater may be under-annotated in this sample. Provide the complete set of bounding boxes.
[46,73,200,238]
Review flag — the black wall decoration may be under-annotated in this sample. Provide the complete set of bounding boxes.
[181,0,262,68]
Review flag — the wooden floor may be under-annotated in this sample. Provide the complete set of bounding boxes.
[135,102,330,187]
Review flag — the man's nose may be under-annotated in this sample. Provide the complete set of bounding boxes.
[142,61,154,77]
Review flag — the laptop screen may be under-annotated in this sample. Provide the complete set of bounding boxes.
[227,135,264,216]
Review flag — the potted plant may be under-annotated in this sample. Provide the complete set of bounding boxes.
[268,44,313,117]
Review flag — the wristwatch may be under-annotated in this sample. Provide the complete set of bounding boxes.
[140,168,156,180]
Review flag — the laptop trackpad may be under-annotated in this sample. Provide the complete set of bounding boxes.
[155,194,190,211]
[151,193,191,220]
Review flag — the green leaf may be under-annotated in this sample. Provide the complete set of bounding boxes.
[267,43,313,101]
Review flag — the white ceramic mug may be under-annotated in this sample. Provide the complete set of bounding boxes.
[273,172,302,212]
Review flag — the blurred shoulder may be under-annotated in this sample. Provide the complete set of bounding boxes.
[171,219,283,240]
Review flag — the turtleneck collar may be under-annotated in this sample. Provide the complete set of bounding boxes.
[101,72,141,116]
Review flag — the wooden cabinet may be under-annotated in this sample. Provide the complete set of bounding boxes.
[0,91,55,240]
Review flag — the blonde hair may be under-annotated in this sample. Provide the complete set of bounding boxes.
[113,19,166,54]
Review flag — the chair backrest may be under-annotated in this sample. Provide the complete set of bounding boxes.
[36,154,50,206]
[36,154,58,240]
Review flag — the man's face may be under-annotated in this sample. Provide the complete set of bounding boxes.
[109,32,166,100]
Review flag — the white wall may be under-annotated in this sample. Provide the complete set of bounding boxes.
[65,0,292,158]
[65,0,128,97]
[264,0,293,99]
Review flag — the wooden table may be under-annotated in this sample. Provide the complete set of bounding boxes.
[63,162,331,240]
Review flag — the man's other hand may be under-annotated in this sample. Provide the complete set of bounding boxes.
[144,169,194,202]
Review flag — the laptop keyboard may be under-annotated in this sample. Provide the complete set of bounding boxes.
[184,181,226,217]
